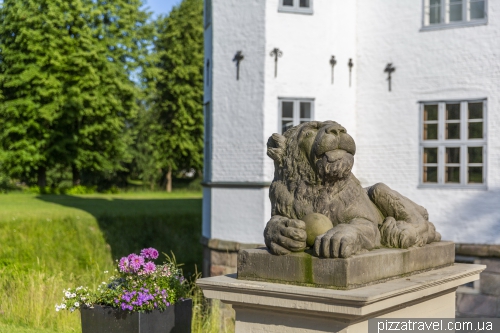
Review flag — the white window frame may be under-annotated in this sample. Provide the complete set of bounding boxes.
[421,0,487,31]
[278,0,314,15]
[418,99,487,189]
[278,98,315,134]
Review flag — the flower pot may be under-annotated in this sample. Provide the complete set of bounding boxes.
[80,299,192,333]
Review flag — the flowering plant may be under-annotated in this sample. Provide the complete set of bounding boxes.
[55,248,189,313]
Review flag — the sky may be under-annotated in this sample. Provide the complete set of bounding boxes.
[142,0,182,18]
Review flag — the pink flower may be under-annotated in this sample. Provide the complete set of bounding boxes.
[143,262,156,274]
[140,248,159,260]
[119,257,130,272]
[128,254,144,272]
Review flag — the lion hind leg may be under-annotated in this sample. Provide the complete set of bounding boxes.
[380,217,427,249]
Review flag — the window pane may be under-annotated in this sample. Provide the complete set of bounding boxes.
[470,0,485,20]
[468,102,483,119]
[282,120,293,134]
[468,167,483,183]
[445,167,460,183]
[282,101,293,118]
[446,104,460,120]
[450,2,463,22]
[446,147,460,164]
[424,148,438,164]
[430,0,440,4]
[446,123,460,139]
[429,5,441,24]
[424,124,438,140]
[300,102,311,119]
[468,122,483,139]
[299,0,310,8]
[423,167,438,183]
[424,105,438,121]
[283,0,294,6]
[468,147,483,163]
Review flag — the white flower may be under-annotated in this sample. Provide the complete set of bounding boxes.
[65,291,71,298]
[61,304,66,309]
[74,302,80,307]
[70,307,75,312]
[102,282,106,285]
[104,271,108,274]
[71,293,76,298]
[81,297,86,301]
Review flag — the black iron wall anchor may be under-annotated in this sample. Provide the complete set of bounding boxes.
[270,48,283,78]
[233,51,244,80]
[329,55,337,84]
[206,59,210,86]
[348,58,354,87]
[384,63,396,92]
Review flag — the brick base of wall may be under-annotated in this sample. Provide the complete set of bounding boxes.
[200,239,500,318]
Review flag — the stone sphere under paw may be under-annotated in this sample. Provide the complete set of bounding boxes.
[302,213,334,247]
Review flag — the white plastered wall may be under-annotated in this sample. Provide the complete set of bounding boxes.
[202,0,270,243]
[355,0,500,243]
[263,0,358,180]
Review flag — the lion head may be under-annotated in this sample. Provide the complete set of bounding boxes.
[267,121,358,220]
[268,121,356,185]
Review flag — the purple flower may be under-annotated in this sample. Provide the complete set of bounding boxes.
[118,257,130,272]
[140,248,159,260]
[128,254,144,272]
[143,262,156,274]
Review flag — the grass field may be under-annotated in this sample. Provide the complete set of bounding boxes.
[0,191,227,333]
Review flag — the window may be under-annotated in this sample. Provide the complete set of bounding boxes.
[279,98,314,134]
[419,100,486,188]
[204,0,212,28]
[278,0,313,15]
[422,0,487,30]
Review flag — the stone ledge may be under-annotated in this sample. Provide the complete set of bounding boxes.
[200,236,264,252]
[238,241,455,289]
[455,243,500,258]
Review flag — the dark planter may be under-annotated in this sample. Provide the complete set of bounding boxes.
[80,299,192,333]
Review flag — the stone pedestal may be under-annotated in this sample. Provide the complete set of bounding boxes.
[198,264,485,333]
[238,242,455,289]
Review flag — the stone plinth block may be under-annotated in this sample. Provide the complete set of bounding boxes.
[238,241,455,289]
[198,264,485,333]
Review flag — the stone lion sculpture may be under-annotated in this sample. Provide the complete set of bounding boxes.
[264,121,441,258]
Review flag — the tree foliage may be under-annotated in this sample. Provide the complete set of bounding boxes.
[142,0,204,190]
[0,0,152,186]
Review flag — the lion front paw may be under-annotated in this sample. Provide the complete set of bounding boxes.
[380,217,424,248]
[264,216,307,255]
[312,224,364,258]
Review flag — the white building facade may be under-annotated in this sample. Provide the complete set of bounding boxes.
[202,0,498,266]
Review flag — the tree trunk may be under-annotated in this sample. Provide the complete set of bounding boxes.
[37,166,47,188]
[166,167,172,192]
[72,164,81,186]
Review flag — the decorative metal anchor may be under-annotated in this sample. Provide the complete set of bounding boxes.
[270,48,283,78]
[384,63,396,92]
[348,58,353,87]
[233,51,244,81]
[329,56,337,84]
[206,59,210,86]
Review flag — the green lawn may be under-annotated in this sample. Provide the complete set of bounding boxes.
[0,191,202,221]
[0,191,205,333]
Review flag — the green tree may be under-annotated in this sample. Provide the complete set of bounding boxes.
[146,0,204,191]
[0,0,152,186]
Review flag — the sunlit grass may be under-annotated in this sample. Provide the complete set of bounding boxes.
[0,191,233,333]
